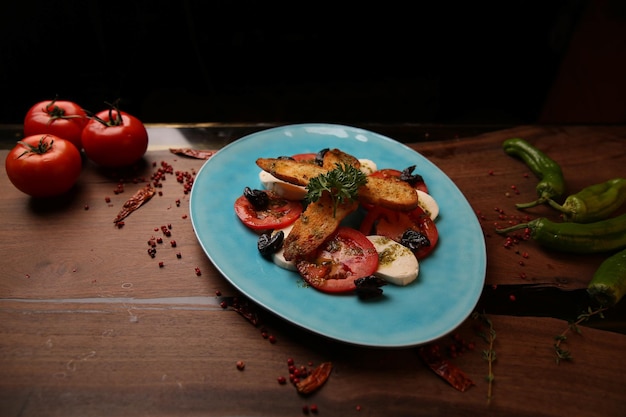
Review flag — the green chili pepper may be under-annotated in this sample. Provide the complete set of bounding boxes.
[546,178,626,223]
[502,138,565,209]
[587,248,626,307]
[495,213,626,254]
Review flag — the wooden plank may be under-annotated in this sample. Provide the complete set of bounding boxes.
[0,150,234,300]
[1,126,624,299]
[0,301,624,416]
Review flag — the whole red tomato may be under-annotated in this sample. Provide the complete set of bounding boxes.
[23,99,88,150]
[81,108,149,168]
[5,134,82,198]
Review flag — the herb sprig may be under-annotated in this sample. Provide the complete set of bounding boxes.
[554,306,608,364]
[473,311,496,404]
[305,164,367,217]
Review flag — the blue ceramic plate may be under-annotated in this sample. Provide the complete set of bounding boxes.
[190,124,486,348]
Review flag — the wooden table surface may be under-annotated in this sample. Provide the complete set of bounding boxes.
[1,124,625,417]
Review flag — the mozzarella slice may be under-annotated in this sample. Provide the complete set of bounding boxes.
[271,224,297,271]
[358,158,377,175]
[417,190,439,221]
[367,235,419,286]
[259,170,307,200]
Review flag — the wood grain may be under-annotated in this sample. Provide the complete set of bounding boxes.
[1,125,625,416]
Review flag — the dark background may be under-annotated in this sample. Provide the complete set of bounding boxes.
[1,0,624,126]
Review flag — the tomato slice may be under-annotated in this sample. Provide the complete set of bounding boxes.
[360,205,438,260]
[234,190,303,231]
[370,168,429,193]
[291,153,318,163]
[296,227,379,293]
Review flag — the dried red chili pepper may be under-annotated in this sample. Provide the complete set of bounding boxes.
[418,344,474,392]
[295,362,332,394]
[113,185,156,224]
[169,148,217,160]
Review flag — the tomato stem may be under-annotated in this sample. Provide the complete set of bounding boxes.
[87,99,125,127]
[16,135,54,158]
[43,97,84,122]
[105,100,124,126]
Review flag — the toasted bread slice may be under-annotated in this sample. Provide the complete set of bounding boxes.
[358,177,418,211]
[283,192,358,261]
[256,158,326,186]
[322,148,361,171]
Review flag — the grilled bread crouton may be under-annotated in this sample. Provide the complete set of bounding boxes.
[283,192,358,261]
[256,158,326,186]
[322,148,361,171]
[359,176,419,211]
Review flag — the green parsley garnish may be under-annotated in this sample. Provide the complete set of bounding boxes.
[305,164,367,217]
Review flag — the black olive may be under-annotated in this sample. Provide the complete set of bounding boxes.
[277,155,295,160]
[244,186,269,210]
[315,148,329,166]
[354,275,387,299]
[258,231,285,257]
[400,229,430,251]
[399,165,425,187]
